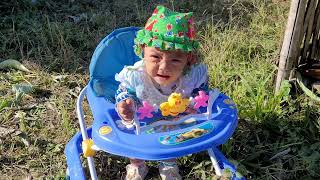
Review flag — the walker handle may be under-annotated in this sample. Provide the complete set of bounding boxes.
[207,89,220,120]
[133,114,141,135]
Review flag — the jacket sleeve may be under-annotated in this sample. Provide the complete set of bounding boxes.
[115,83,140,105]
[189,64,209,97]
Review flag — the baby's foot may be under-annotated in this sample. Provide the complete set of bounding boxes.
[159,164,182,180]
[125,163,148,180]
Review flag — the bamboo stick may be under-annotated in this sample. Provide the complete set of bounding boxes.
[302,0,317,60]
[290,0,308,67]
[311,1,320,59]
[300,0,312,44]
[317,37,320,60]
[297,0,309,64]
[275,0,302,92]
[302,0,313,35]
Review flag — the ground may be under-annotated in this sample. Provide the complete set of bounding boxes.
[0,0,320,179]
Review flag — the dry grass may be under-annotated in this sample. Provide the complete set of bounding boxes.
[1,0,319,179]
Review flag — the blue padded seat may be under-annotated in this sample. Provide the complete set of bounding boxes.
[89,27,141,102]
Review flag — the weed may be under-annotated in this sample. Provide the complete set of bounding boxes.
[1,0,319,179]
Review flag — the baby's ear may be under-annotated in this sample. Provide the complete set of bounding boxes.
[141,45,146,58]
[188,53,197,65]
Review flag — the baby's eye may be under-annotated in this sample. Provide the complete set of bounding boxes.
[151,55,160,59]
[172,59,182,63]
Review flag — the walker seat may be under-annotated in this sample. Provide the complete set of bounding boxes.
[64,27,245,180]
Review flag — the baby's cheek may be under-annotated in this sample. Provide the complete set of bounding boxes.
[146,66,156,77]
[151,65,160,75]
[173,66,185,76]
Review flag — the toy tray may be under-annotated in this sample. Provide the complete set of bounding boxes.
[86,84,238,160]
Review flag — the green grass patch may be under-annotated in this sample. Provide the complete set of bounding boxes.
[1,0,319,179]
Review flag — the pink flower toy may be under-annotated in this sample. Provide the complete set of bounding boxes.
[194,91,209,109]
[137,101,154,119]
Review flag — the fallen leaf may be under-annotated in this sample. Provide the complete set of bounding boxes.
[269,148,291,160]
[0,59,31,72]
[17,132,31,147]
[12,84,34,100]
[52,75,68,82]
[0,126,15,138]
[20,136,30,147]
[67,13,87,24]
[24,174,32,180]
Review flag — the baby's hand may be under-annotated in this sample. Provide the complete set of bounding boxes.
[116,99,134,121]
[185,107,198,114]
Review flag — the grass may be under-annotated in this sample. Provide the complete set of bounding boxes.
[1,0,320,179]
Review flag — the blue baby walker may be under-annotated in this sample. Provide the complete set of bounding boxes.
[64,27,245,180]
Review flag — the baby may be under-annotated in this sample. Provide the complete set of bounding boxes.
[115,6,208,180]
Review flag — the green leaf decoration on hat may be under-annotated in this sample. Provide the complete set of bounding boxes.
[134,5,199,57]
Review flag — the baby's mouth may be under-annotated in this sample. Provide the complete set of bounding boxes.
[156,74,170,79]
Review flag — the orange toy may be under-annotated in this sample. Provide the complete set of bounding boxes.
[160,93,190,116]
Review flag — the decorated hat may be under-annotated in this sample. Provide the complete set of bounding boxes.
[134,5,199,57]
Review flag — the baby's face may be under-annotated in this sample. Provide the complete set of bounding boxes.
[144,47,190,86]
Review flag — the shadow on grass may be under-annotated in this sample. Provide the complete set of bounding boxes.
[0,0,257,73]
[230,113,320,179]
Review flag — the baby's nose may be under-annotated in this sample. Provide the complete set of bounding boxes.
[159,61,170,71]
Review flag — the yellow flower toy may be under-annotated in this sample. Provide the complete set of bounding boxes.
[160,93,190,116]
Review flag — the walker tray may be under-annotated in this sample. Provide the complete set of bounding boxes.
[87,85,238,160]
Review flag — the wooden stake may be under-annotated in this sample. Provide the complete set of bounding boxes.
[297,0,309,64]
[275,0,304,92]
[317,37,320,60]
[302,0,317,60]
[311,1,320,59]
[290,0,307,67]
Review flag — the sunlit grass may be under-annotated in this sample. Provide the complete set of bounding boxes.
[1,0,319,179]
